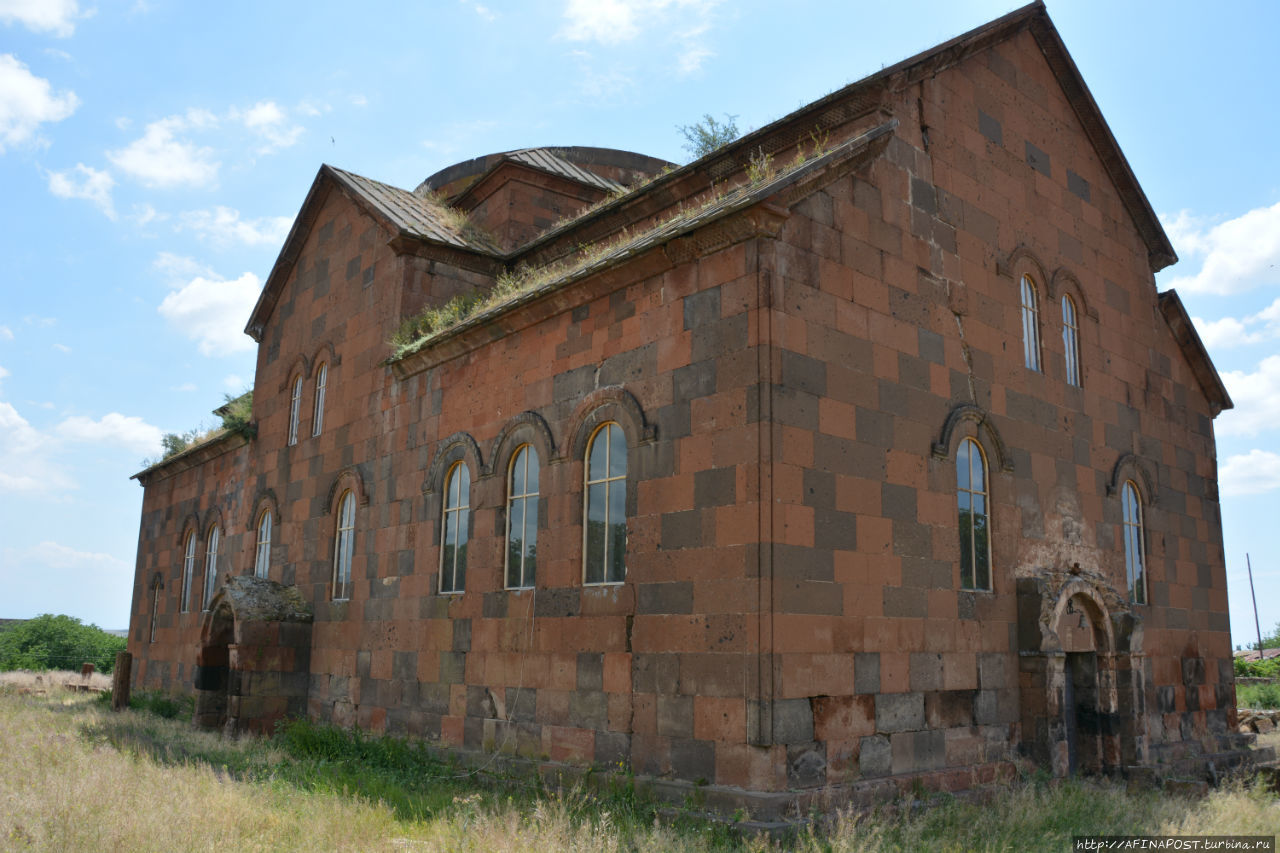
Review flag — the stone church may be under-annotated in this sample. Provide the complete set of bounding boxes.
[127,2,1255,813]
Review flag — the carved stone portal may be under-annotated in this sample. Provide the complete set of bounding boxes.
[193,575,313,735]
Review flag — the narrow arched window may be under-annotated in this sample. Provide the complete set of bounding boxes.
[149,576,162,643]
[312,362,327,437]
[506,445,539,589]
[1020,275,1041,371]
[584,422,626,584]
[332,491,355,600]
[1122,481,1146,604]
[440,463,470,593]
[202,525,220,610]
[180,531,196,613]
[1062,294,1081,387]
[254,509,272,579]
[288,375,303,446]
[957,438,991,591]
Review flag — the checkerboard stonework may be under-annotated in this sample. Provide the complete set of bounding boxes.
[126,2,1268,818]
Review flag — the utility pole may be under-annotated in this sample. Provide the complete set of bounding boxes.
[1248,553,1263,654]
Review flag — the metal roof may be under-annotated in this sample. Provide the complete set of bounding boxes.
[505,148,626,194]
[329,166,498,253]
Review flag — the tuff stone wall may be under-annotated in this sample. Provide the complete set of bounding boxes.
[127,12,1239,802]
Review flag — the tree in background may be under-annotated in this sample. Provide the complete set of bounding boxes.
[677,113,739,160]
[0,614,126,673]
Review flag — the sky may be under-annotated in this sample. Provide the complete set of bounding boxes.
[0,0,1277,645]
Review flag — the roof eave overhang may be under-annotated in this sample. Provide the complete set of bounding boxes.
[243,165,503,341]
[1158,289,1232,417]
[131,430,248,487]
[390,120,896,379]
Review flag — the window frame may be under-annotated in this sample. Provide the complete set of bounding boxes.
[254,509,272,579]
[956,437,992,592]
[1020,274,1042,372]
[331,490,355,601]
[287,375,303,446]
[312,362,327,437]
[505,444,539,590]
[202,525,220,611]
[1062,293,1081,387]
[439,462,470,594]
[1122,480,1146,604]
[583,421,627,585]
[180,530,196,613]
[149,576,161,643]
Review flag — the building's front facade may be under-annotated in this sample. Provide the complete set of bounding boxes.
[128,2,1253,813]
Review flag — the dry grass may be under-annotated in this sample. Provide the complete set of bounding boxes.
[2,686,1277,852]
[0,668,112,692]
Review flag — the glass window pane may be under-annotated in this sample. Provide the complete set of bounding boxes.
[589,428,608,479]
[526,447,540,493]
[608,479,627,582]
[956,441,971,489]
[608,423,626,479]
[586,482,606,583]
[512,447,526,496]
[507,499,525,588]
[959,515,974,590]
[524,506,537,586]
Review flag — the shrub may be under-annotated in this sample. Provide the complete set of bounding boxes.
[0,615,125,674]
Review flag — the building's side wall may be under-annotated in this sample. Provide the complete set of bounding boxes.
[756,27,1232,788]
[128,441,251,689]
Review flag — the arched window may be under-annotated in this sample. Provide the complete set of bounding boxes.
[440,463,470,593]
[1062,294,1081,387]
[1020,274,1041,371]
[1122,481,1146,604]
[180,530,196,613]
[149,575,162,643]
[202,525,220,610]
[957,438,991,591]
[254,509,272,579]
[312,362,327,437]
[584,422,626,584]
[288,375,303,446]
[332,490,355,600]
[506,445,539,589]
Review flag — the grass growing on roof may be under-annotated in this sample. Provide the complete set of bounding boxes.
[389,132,838,361]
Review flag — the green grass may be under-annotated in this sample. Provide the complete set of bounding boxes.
[1238,681,1280,710]
[4,682,1278,851]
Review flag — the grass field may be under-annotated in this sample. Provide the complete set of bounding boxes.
[1,675,1277,852]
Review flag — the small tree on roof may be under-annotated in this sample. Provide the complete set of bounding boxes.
[677,113,739,160]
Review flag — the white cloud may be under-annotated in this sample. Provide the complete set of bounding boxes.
[24,315,54,327]
[52,342,70,353]
[1193,296,1280,351]
[296,99,328,118]
[47,162,115,219]
[153,251,213,280]
[56,412,163,455]
[179,206,290,247]
[1219,449,1280,497]
[0,365,8,382]
[20,540,128,570]
[130,202,165,227]
[157,270,260,356]
[1161,202,1280,295]
[107,110,220,188]
[222,374,246,391]
[349,94,368,107]
[459,0,496,21]
[171,382,196,392]
[1218,355,1280,437]
[0,326,12,340]
[0,53,78,152]
[560,0,719,76]
[0,401,71,492]
[233,100,303,153]
[0,0,83,37]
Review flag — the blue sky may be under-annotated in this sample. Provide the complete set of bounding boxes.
[1,1,1277,646]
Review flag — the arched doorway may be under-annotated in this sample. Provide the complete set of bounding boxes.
[1017,572,1143,777]
[193,599,234,730]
